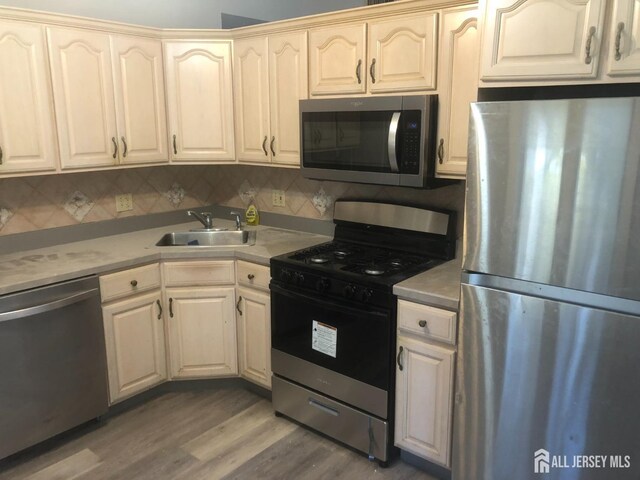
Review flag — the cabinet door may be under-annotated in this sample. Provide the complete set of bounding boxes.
[237,287,271,388]
[102,291,167,403]
[367,13,438,93]
[111,35,168,165]
[234,37,270,163]
[269,31,308,166]
[47,27,118,169]
[436,8,479,178]
[0,21,57,174]
[166,287,237,378]
[395,336,454,467]
[607,0,640,75]
[480,0,606,81]
[309,23,367,96]
[164,41,235,162]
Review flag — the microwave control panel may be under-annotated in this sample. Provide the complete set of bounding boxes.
[400,111,421,174]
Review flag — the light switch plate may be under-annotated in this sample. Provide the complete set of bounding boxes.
[272,189,285,207]
[115,193,133,212]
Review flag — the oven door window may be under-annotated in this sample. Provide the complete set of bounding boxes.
[302,111,396,173]
[271,286,391,391]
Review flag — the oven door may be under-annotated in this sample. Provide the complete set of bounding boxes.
[270,283,392,418]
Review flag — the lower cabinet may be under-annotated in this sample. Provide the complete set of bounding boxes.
[236,286,271,388]
[165,287,237,379]
[395,300,456,467]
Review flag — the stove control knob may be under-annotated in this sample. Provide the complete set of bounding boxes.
[293,272,305,285]
[316,277,331,293]
[279,269,292,283]
[361,289,373,303]
[343,284,357,299]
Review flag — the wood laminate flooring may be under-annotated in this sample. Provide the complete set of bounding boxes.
[0,387,437,480]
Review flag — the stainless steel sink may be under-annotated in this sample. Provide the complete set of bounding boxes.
[156,230,255,247]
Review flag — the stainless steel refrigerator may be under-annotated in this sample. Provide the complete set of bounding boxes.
[453,97,640,480]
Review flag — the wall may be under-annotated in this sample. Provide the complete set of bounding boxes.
[0,166,465,237]
[0,0,366,28]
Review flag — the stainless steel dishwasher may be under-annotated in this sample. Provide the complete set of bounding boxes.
[0,276,108,460]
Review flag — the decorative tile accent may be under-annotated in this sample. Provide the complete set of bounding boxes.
[63,191,94,222]
[164,182,185,207]
[238,179,257,205]
[0,207,13,230]
[311,187,333,216]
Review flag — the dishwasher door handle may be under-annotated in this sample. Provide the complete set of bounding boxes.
[0,289,98,323]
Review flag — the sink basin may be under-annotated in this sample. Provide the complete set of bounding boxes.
[156,230,255,247]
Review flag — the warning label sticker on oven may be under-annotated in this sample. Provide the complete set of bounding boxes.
[312,320,337,358]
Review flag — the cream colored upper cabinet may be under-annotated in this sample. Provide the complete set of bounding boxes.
[164,41,235,162]
[367,13,438,93]
[234,37,270,163]
[268,32,308,165]
[111,36,168,165]
[436,7,479,178]
[48,27,118,169]
[480,0,607,81]
[0,21,58,174]
[309,23,367,95]
[607,0,640,75]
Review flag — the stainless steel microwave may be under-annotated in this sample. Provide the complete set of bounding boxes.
[300,95,450,188]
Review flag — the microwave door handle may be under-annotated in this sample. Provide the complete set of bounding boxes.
[387,112,401,173]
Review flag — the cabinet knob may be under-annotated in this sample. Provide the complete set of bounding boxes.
[418,320,427,328]
[130,280,138,287]
[247,274,255,280]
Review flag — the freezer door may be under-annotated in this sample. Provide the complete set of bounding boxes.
[465,97,640,301]
[453,284,640,480]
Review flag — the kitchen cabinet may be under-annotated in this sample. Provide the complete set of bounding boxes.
[309,13,438,96]
[0,20,58,174]
[48,28,168,169]
[435,7,479,178]
[606,0,640,76]
[164,41,235,162]
[236,260,272,388]
[163,260,237,379]
[479,0,607,81]
[395,300,456,467]
[100,264,166,404]
[234,32,307,165]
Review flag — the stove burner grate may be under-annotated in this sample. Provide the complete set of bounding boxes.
[363,266,386,276]
[309,256,330,264]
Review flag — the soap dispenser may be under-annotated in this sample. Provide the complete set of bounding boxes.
[245,196,259,226]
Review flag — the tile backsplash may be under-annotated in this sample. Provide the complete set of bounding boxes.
[0,165,465,237]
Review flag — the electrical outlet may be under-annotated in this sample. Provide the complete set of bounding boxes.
[272,189,286,207]
[115,193,133,212]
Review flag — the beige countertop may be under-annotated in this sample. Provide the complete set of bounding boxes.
[393,257,462,310]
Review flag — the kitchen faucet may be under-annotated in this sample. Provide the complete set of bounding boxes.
[187,210,214,229]
[230,212,242,230]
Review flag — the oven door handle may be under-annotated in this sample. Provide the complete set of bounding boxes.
[387,112,401,173]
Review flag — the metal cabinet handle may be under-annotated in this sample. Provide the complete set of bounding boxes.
[121,137,128,158]
[615,22,625,61]
[418,320,427,328]
[356,59,362,84]
[397,346,404,371]
[0,289,97,323]
[262,136,268,156]
[270,136,276,156]
[173,134,177,155]
[585,26,596,65]
[370,58,376,84]
[156,299,162,319]
[111,137,118,159]
[0,145,3,165]
[169,297,174,318]
[236,296,243,315]
[438,139,445,164]
[308,398,339,416]
[247,274,255,280]
[130,280,138,287]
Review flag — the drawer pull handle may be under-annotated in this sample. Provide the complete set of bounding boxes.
[397,346,404,371]
[437,138,444,164]
[111,137,118,159]
[270,136,276,156]
[356,59,362,84]
[236,296,243,315]
[121,136,128,158]
[130,280,138,287]
[615,22,625,61]
[156,299,162,319]
[247,274,255,280]
[369,58,376,84]
[169,297,174,318]
[418,320,427,328]
[308,398,339,417]
[173,134,177,155]
[585,26,596,65]
[262,136,268,156]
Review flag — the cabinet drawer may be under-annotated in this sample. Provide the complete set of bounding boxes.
[163,260,235,287]
[100,263,161,303]
[397,299,457,345]
[237,260,270,290]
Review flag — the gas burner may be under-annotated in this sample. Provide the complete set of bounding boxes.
[310,256,330,264]
[333,249,353,259]
[364,266,386,276]
[389,259,407,268]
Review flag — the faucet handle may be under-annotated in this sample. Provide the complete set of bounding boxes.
[230,211,242,230]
